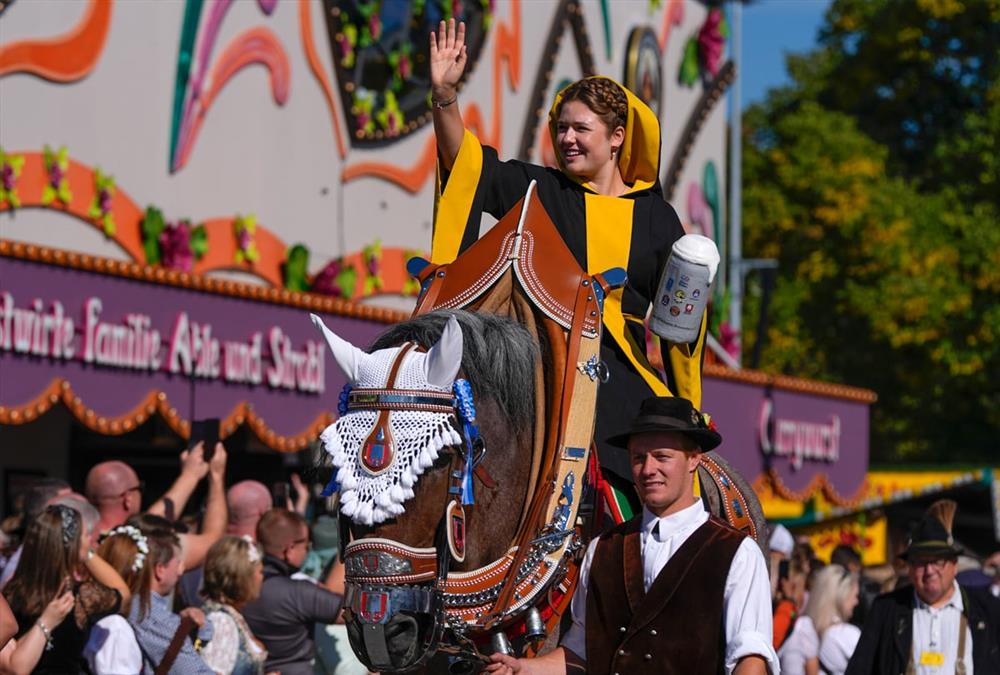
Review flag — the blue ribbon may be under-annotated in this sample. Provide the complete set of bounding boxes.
[319,384,354,497]
[453,379,478,506]
[337,383,352,416]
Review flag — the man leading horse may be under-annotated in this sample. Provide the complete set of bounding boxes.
[486,396,777,675]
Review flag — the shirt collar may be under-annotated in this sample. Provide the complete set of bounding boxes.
[914,580,963,611]
[263,554,296,577]
[641,498,707,541]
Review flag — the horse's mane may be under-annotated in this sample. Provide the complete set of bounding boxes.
[369,310,538,429]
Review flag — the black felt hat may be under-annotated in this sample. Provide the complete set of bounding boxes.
[606,396,722,451]
[899,499,963,560]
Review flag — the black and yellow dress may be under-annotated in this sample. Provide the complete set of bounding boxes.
[431,78,706,516]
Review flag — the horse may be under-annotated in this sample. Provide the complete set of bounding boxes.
[310,184,767,673]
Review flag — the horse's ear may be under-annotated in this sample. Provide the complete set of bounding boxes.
[425,315,463,388]
[310,313,364,382]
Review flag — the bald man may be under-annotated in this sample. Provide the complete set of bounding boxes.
[86,443,228,570]
[226,480,271,538]
[85,460,144,535]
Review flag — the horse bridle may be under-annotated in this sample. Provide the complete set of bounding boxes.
[335,341,488,671]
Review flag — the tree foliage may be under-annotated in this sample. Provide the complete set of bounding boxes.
[742,0,999,462]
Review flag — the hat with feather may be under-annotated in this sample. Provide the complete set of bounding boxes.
[899,499,963,560]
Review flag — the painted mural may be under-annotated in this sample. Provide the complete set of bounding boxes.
[1,0,731,309]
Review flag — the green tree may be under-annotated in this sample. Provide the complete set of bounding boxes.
[741,0,999,462]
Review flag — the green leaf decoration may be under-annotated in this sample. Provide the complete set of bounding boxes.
[233,214,260,264]
[702,161,720,241]
[88,168,117,236]
[190,223,208,259]
[141,206,167,265]
[402,249,424,296]
[337,265,358,299]
[362,239,384,295]
[679,37,700,87]
[0,148,25,208]
[41,145,73,206]
[284,244,311,292]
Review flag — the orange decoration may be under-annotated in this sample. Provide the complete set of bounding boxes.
[0,377,332,453]
[0,0,113,82]
[658,0,685,52]
[753,471,870,510]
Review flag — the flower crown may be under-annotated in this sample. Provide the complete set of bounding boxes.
[107,525,150,572]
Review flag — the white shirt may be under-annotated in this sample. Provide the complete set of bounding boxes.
[561,499,779,674]
[818,620,860,675]
[778,615,818,675]
[911,581,973,675]
[83,614,143,675]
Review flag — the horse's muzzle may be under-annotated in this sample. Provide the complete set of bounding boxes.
[344,583,443,672]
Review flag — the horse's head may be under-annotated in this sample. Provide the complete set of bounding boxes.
[311,310,537,672]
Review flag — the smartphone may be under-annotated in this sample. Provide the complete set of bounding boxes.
[272,481,289,508]
[190,418,220,461]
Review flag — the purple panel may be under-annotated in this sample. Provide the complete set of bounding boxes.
[703,376,869,499]
[0,256,390,437]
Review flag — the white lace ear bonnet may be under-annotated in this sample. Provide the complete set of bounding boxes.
[310,314,475,526]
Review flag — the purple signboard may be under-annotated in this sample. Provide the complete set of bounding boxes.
[703,371,871,502]
[0,247,395,446]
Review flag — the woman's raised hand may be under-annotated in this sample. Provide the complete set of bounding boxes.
[430,19,467,100]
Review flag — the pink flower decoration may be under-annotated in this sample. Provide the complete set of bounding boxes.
[160,221,195,272]
[698,9,724,77]
[312,259,344,297]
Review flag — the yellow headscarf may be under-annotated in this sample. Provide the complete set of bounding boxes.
[547,76,661,194]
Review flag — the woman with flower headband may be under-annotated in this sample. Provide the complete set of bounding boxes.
[83,524,150,674]
[199,536,271,675]
[430,19,707,519]
[1,504,130,674]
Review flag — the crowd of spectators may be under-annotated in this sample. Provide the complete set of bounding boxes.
[767,509,1000,675]
[3,451,1000,675]
[0,445,351,675]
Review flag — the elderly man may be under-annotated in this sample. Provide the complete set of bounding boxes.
[488,396,776,675]
[85,442,228,570]
[847,500,1000,674]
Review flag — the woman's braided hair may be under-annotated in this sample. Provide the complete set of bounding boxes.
[557,77,628,135]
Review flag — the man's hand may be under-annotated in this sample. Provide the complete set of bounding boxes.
[208,442,227,482]
[179,443,210,481]
[179,607,206,628]
[486,654,528,674]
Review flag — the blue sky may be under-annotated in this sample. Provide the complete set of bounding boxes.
[740,0,832,109]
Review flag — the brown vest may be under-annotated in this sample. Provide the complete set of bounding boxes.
[585,514,745,675]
